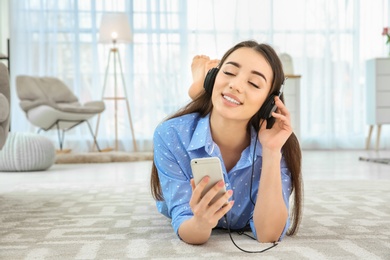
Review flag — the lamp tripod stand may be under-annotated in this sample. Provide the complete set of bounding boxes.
[93,44,137,152]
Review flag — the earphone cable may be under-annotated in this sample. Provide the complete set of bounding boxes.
[249,119,264,206]
[224,215,278,253]
[223,119,279,254]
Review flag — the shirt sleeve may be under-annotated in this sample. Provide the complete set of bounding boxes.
[153,125,193,237]
[249,163,292,242]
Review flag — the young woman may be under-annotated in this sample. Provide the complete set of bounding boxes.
[150,40,302,245]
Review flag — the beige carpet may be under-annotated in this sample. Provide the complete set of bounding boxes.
[0,180,389,259]
[55,151,153,164]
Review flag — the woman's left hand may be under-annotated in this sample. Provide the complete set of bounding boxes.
[258,96,292,151]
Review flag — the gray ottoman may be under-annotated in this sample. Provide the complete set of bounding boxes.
[0,132,55,171]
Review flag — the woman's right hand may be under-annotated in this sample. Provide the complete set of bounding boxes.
[189,177,234,230]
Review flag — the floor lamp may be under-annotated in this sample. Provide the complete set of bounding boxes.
[93,13,137,152]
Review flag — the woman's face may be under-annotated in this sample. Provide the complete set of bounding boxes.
[211,47,273,123]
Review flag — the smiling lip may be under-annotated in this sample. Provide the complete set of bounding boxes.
[222,93,242,105]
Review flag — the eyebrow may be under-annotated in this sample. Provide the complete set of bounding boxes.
[226,61,267,82]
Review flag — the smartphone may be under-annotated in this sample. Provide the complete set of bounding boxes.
[190,157,227,205]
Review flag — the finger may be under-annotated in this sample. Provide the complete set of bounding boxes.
[191,176,210,205]
[274,97,290,117]
[271,112,293,132]
[201,180,225,206]
[215,200,235,219]
[209,189,233,212]
[271,112,291,126]
[271,111,288,121]
[190,178,196,191]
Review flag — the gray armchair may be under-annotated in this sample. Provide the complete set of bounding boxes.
[0,62,10,149]
[15,76,105,151]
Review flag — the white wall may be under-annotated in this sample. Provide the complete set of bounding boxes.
[0,0,9,56]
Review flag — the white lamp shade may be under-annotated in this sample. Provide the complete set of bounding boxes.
[99,13,132,44]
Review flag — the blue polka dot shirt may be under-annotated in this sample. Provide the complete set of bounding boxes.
[153,112,292,240]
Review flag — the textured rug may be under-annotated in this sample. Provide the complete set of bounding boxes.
[0,180,389,259]
[359,157,390,165]
[55,152,153,164]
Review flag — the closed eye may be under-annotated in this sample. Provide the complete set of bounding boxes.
[223,70,235,76]
[249,81,260,89]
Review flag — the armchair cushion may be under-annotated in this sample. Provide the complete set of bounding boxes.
[56,102,105,114]
[19,99,54,112]
[16,75,105,116]
[16,76,78,104]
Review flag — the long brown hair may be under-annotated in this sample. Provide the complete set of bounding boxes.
[150,40,302,236]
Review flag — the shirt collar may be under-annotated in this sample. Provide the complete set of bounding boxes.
[188,113,262,158]
[187,113,212,152]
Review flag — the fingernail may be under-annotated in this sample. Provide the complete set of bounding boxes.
[228,190,233,195]
[218,180,224,187]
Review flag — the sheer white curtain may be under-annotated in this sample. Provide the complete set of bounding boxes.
[9,0,390,151]
[186,0,389,149]
[9,0,190,152]
[10,0,114,152]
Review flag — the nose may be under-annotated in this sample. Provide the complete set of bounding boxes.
[229,76,245,93]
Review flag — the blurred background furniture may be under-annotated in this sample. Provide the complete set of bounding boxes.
[15,76,105,151]
[0,62,10,149]
[365,58,390,150]
[279,53,301,140]
[0,39,10,74]
[94,12,137,152]
[0,132,55,172]
[283,75,301,140]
